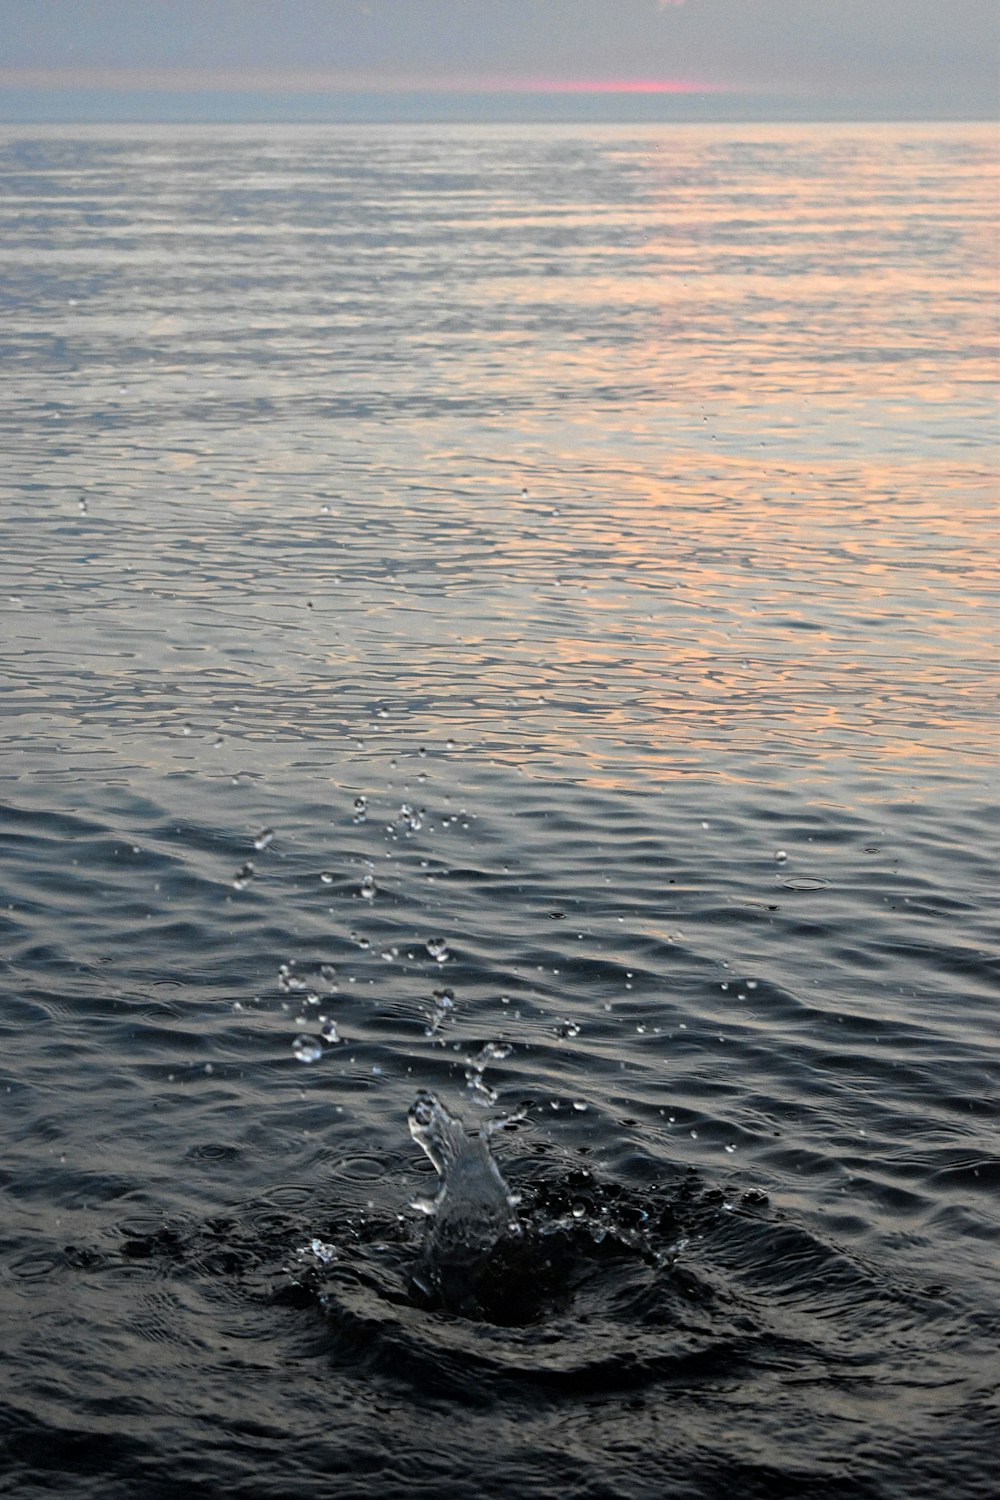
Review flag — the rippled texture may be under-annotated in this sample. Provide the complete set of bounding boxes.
[1,123,997,1500]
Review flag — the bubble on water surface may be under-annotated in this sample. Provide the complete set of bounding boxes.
[232,861,255,889]
[253,828,275,851]
[359,874,376,900]
[352,796,367,823]
[426,938,449,963]
[320,871,334,885]
[320,1019,340,1044]
[291,1036,323,1064]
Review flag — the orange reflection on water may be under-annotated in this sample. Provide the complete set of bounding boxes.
[411,127,998,788]
[458,444,998,789]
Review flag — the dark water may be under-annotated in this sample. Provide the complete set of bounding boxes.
[1,122,998,1499]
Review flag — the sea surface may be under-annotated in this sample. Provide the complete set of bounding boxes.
[1,121,997,1500]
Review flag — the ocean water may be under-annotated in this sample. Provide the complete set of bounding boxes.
[0,121,997,1499]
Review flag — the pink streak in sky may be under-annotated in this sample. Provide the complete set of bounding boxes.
[496,77,724,94]
[0,67,728,96]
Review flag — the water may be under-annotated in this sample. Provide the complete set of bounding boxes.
[1,121,997,1499]
[406,1091,521,1310]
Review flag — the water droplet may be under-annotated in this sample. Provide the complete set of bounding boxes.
[253,828,275,851]
[301,1237,337,1264]
[445,739,455,752]
[320,871,334,885]
[320,1019,340,1044]
[571,1200,587,1218]
[464,1040,511,1104]
[278,962,308,993]
[359,874,376,900]
[181,722,192,736]
[399,802,422,833]
[352,795,367,823]
[572,1100,588,1112]
[233,861,255,889]
[775,849,788,863]
[555,1019,580,1039]
[425,986,456,1038]
[425,938,449,963]
[292,1036,323,1064]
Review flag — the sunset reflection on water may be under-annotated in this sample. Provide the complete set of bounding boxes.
[1,123,995,801]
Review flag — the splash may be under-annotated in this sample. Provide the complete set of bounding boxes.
[407,1091,520,1307]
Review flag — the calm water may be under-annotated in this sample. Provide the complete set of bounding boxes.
[1,122,998,1499]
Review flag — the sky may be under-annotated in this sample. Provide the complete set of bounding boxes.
[0,0,997,122]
